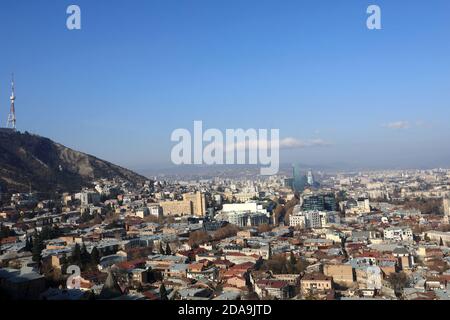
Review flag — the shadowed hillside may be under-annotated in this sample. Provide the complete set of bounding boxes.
[0,130,146,193]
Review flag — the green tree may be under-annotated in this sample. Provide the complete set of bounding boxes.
[40,225,61,241]
[165,243,172,256]
[91,247,100,266]
[24,236,33,251]
[289,252,297,266]
[71,243,82,265]
[387,272,409,297]
[81,243,91,267]
[288,252,297,273]
[60,254,68,271]
[32,232,44,263]
[160,284,168,300]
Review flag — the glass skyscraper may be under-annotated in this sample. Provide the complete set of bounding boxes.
[292,164,308,192]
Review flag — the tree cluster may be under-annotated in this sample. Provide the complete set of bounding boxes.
[69,243,101,271]
[398,198,443,215]
[188,230,210,247]
[159,242,173,255]
[260,253,308,274]
[273,196,300,225]
[212,224,240,241]
[30,226,62,262]
[387,272,410,296]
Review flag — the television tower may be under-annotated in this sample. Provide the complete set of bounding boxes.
[6,73,16,130]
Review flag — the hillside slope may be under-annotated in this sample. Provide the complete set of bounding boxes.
[0,130,146,193]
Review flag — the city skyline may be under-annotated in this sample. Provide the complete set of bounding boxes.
[3,0,450,306]
[0,0,449,173]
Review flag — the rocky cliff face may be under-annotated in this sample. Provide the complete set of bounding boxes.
[0,130,146,193]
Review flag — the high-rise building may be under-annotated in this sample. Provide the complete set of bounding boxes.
[303,195,325,211]
[307,170,315,185]
[323,193,337,211]
[302,193,337,212]
[283,178,294,189]
[292,164,307,192]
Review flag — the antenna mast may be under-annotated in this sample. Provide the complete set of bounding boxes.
[6,73,16,130]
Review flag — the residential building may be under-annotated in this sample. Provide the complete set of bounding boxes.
[300,273,333,296]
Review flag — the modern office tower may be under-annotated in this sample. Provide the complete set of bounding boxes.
[283,178,294,189]
[302,194,325,211]
[302,193,337,212]
[292,164,307,192]
[323,193,337,211]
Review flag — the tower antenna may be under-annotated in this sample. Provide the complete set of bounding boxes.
[6,73,16,130]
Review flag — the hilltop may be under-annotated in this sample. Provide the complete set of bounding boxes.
[0,130,146,193]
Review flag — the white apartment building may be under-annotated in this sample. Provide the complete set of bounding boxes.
[221,202,267,214]
[289,214,306,228]
[221,212,269,228]
[217,201,269,227]
[383,226,413,242]
[289,210,327,229]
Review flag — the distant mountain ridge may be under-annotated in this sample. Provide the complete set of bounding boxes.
[0,130,147,193]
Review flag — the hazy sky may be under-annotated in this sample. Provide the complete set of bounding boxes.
[0,0,449,171]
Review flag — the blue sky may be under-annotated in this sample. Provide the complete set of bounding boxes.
[0,0,449,171]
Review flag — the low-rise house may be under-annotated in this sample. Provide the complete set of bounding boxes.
[255,279,291,299]
[186,263,219,282]
[323,264,354,286]
[166,263,189,278]
[224,275,247,289]
[300,273,333,296]
[225,252,260,265]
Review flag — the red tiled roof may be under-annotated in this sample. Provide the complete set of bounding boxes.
[222,269,246,278]
[116,258,146,270]
[0,236,17,245]
[224,275,246,281]
[212,259,234,267]
[302,273,332,281]
[230,262,255,271]
[256,279,289,289]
